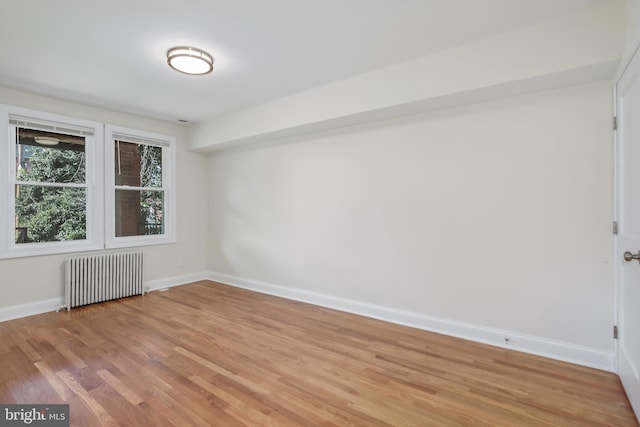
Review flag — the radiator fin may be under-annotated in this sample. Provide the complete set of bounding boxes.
[65,252,144,310]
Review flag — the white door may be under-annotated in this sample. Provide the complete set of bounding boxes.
[617,45,640,418]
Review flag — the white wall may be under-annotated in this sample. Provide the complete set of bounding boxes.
[616,0,640,76]
[0,86,209,312]
[208,81,614,364]
[627,0,640,53]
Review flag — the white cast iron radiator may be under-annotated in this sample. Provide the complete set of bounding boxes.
[65,252,144,310]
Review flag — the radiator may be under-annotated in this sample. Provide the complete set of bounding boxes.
[65,252,144,310]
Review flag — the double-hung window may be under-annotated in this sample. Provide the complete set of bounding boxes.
[0,106,176,258]
[105,125,176,248]
[0,106,103,257]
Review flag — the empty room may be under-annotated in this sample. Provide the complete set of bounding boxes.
[1,0,640,425]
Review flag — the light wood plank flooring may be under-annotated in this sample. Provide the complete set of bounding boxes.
[0,281,637,426]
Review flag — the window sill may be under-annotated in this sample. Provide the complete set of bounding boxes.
[0,241,104,259]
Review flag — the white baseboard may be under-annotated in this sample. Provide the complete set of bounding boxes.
[0,297,65,323]
[1,270,615,372]
[145,271,210,292]
[0,271,210,323]
[207,271,615,372]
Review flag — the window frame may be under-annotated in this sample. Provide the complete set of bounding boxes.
[0,105,104,258]
[104,125,176,249]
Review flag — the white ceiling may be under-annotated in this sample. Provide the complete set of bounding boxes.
[0,0,606,124]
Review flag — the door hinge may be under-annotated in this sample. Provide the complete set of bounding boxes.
[614,325,618,339]
[613,116,618,131]
[613,221,618,235]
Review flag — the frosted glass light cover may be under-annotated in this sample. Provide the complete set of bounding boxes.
[167,47,214,75]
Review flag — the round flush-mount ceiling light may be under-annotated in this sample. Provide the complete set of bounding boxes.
[167,46,214,75]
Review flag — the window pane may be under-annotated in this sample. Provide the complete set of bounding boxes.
[114,141,162,187]
[115,189,164,237]
[15,185,87,243]
[16,128,85,184]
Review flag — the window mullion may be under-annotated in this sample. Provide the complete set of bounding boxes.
[114,185,164,192]
[15,181,88,189]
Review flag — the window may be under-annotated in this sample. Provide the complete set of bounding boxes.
[0,106,103,258]
[0,106,176,258]
[15,128,87,242]
[105,125,176,248]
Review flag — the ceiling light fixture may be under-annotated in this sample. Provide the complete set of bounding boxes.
[167,46,214,75]
[34,136,60,146]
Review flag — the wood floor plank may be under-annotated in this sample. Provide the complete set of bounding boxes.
[0,280,637,426]
[34,361,70,401]
[96,369,143,406]
[57,369,120,426]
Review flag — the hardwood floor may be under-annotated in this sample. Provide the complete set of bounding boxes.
[0,280,637,426]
